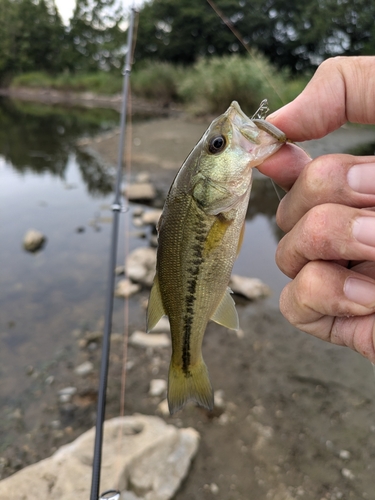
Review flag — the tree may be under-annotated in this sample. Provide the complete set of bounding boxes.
[65,0,126,73]
[0,0,65,80]
[135,0,375,72]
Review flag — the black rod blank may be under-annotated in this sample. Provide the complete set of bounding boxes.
[89,9,136,500]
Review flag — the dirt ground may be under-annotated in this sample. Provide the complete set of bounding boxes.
[3,104,375,500]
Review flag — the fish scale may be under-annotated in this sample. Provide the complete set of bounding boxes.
[147,101,287,414]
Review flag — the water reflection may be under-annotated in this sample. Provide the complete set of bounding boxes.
[248,177,284,242]
[0,98,118,194]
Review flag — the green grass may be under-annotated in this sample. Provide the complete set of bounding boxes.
[11,71,123,94]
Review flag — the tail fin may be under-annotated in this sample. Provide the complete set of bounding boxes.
[168,359,214,415]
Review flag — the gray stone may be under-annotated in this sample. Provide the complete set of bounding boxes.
[0,415,199,500]
[74,361,94,376]
[229,274,271,300]
[115,279,141,298]
[141,209,163,227]
[124,183,156,202]
[129,331,170,349]
[58,387,77,403]
[23,229,46,252]
[125,248,156,287]
[149,379,167,397]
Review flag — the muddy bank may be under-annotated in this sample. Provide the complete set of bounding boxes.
[0,86,181,116]
[3,299,375,500]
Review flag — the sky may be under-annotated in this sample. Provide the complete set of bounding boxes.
[54,0,145,25]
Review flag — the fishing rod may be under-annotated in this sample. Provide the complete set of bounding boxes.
[89,7,137,500]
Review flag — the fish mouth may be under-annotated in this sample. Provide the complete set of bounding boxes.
[226,100,262,147]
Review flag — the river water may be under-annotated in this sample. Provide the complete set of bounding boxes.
[2,97,375,494]
[0,98,292,408]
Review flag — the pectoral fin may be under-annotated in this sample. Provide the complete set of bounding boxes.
[146,275,165,332]
[210,287,239,330]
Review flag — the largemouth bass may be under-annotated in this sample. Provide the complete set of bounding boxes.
[147,101,287,414]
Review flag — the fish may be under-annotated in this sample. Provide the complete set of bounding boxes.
[147,101,287,414]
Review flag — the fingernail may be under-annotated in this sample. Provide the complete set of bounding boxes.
[352,217,375,246]
[347,164,375,194]
[344,277,375,306]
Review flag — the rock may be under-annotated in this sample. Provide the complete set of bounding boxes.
[133,207,144,217]
[125,248,157,287]
[124,183,156,202]
[23,229,46,252]
[115,279,141,298]
[341,468,355,480]
[229,274,271,300]
[141,209,163,227]
[81,331,103,347]
[339,450,351,460]
[157,399,170,417]
[115,265,125,275]
[0,415,199,500]
[136,172,151,183]
[213,390,225,410]
[149,379,167,397]
[149,317,170,333]
[74,361,94,376]
[58,387,77,403]
[129,331,170,348]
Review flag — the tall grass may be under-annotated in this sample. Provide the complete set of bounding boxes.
[178,53,295,116]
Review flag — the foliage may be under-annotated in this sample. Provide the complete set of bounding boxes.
[12,71,123,94]
[65,0,126,73]
[136,0,375,72]
[178,54,288,115]
[131,61,182,103]
[0,0,65,80]
[0,0,126,83]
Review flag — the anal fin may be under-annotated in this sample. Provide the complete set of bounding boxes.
[210,287,239,330]
[146,275,166,332]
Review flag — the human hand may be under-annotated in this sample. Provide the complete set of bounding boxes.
[257,56,375,361]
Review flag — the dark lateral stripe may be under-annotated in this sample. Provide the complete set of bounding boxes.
[181,218,206,375]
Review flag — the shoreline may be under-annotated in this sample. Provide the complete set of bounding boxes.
[0,86,182,116]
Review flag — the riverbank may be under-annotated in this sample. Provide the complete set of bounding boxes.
[0,86,182,116]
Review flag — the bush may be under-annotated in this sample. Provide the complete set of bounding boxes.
[131,61,182,103]
[178,54,294,116]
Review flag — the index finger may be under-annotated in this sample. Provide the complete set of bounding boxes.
[268,56,375,141]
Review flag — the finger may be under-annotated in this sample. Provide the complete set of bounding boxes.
[257,143,311,191]
[276,205,375,278]
[277,155,375,232]
[279,260,375,361]
[267,56,375,141]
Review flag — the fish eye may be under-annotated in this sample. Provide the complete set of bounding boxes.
[208,135,226,154]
